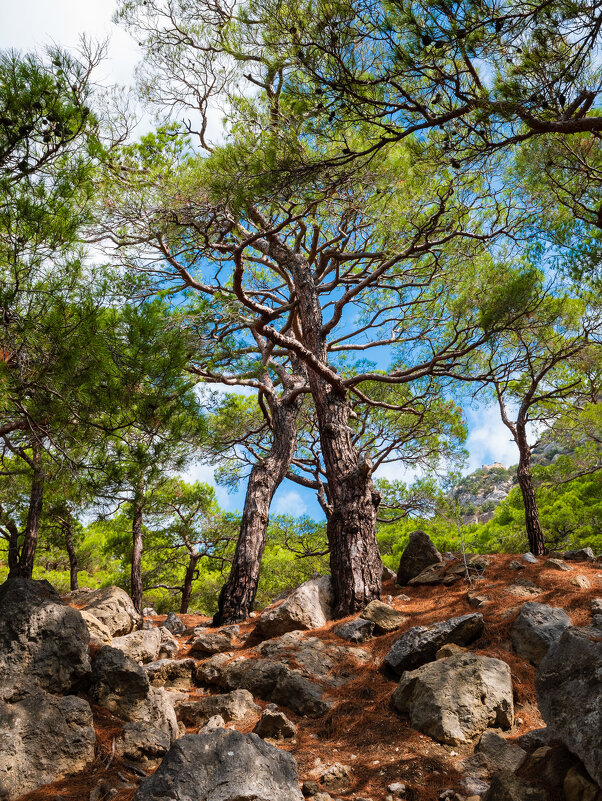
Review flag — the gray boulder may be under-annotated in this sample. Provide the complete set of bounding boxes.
[536,625,602,788]
[117,720,173,765]
[334,618,375,643]
[145,658,196,689]
[89,646,178,741]
[163,611,186,635]
[0,686,95,799]
[113,627,163,663]
[522,552,538,564]
[392,651,514,744]
[190,630,234,656]
[564,547,595,562]
[385,613,484,675]
[134,729,304,801]
[254,705,297,740]
[177,689,260,727]
[158,626,180,658]
[511,602,571,665]
[396,530,442,585]
[0,577,90,694]
[81,585,141,636]
[360,599,408,632]
[256,575,333,638]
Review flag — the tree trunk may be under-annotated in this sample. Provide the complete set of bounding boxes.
[180,552,199,614]
[516,425,545,556]
[63,514,79,591]
[284,243,382,616]
[131,490,144,614]
[6,521,20,576]
[311,379,382,616]
[213,395,302,625]
[14,443,44,579]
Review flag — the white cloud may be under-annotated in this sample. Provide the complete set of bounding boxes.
[464,405,518,472]
[272,489,307,518]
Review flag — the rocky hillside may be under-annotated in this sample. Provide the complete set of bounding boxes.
[452,463,516,524]
[0,538,600,801]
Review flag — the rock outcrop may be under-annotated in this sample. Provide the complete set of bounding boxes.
[133,730,304,801]
[392,651,514,744]
[0,577,90,694]
[360,599,408,632]
[396,530,442,585]
[536,625,602,788]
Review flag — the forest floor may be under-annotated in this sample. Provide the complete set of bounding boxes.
[20,553,602,801]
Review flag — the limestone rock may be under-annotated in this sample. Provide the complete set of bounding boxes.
[382,565,397,582]
[564,548,595,562]
[522,552,538,564]
[163,612,186,635]
[385,613,484,675]
[0,577,90,694]
[144,658,196,689]
[113,627,163,664]
[334,618,375,643]
[190,630,233,656]
[396,530,442,585]
[81,610,112,646]
[177,689,260,727]
[158,626,180,658]
[117,720,172,765]
[0,686,95,800]
[133,729,304,801]
[392,651,514,745]
[510,602,571,665]
[81,585,141,636]
[89,646,178,741]
[536,625,602,788]
[571,575,591,589]
[482,771,548,801]
[320,763,353,791]
[544,558,572,571]
[256,631,370,686]
[360,600,408,632]
[254,706,297,740]
[256,575,333,638]
[476,730,527,773]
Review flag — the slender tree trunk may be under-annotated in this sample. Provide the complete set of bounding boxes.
[180,552,199,614]
[14,442,44,579]
[6,521,20,576]
[63,513,79,591]
[516,425,545,556]
[213,395,302,624]
[259,232,382,616]
[131,486,145,614]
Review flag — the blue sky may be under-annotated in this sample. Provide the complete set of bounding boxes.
[2,0,525,520]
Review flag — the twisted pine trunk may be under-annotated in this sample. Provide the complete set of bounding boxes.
[63,513,79,591]
[131,484,145,614]
[213,394,302,624]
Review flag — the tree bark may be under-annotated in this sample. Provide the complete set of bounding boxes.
[13,442,44,579]
[180,551,199,614]
[63,513,79,591]
[516,425,545,556]
[131,486,145,614]
[6,521,20,576]
[213,394,302,624]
